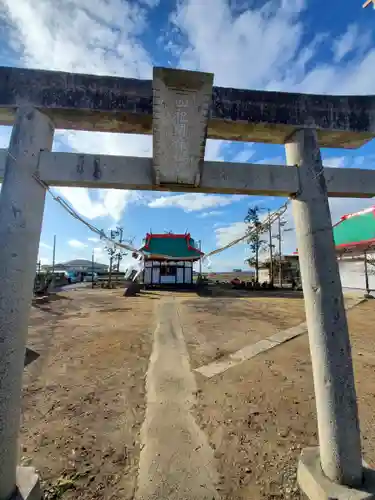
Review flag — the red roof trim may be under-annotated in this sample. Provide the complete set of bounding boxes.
[144,255,200,261]
[332,206,375,230]
[146,233,189,239]
[294,238,375,255]
[143,233,151,250]
[340,206,375,221]
[335,238,375,250]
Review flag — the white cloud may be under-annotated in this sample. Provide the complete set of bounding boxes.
[39,242,52,250]
[231,145,256,163]
[168,0,375,96]
[37,256,51,266]
[55,187,142,222]
[323,157,346,169]
[204,139,226,161]
[256,156,285,166]
[215,221,248,247]
[332,24,372,64]
[321,154,375,170]
[197,210,223,218]
[203,254,248,272]
[169,0,306,88]
[332,24,358,63]
[68,239,88,249]
[92,245,108,262]
[148,193,235,212]
[1,0,153,222]
[2,0,152,75]
[0,128,11,148]
[88,237,100,243]
[139,0,160,7]
[293,42,375,95]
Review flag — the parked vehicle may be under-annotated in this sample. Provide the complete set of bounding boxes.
[66,271,80,284]
[83,272,98,283]
[52,271,70,285]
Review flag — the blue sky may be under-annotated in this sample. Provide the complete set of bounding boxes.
[1,0,375,271]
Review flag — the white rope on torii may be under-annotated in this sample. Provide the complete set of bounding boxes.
[28,151,294,268]
[203,198,290,259]
[363,0,375,9]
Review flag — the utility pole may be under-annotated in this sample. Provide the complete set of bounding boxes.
[199,240,202,275]
[52,234,56,274]
[91,249,95,289]
[117,227,124,272]
[273,217,291,288]
[278,217,282,288]
[268,209,273,284]
[364,251,370,296]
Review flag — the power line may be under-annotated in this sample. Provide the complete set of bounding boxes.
[14,147,309,263]
[32,166,291,261]
[203,199,290,259]
[31,172,145,256]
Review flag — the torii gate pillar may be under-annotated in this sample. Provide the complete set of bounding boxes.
[285,128,367,497]
[0,107,54,500]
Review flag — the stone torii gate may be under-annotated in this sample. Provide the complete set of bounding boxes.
[1,66,375,500]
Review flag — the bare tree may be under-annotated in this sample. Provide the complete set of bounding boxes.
[366,253,375,274]
[103,226,127,287]
[272,216,292,287]
[244,206,267,282]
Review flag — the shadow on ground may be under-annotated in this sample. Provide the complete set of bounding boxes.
[24,347,40,367]
[197,285,304,300]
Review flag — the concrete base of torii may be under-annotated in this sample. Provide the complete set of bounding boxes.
[10,467,42,500]
[298,448,375,500]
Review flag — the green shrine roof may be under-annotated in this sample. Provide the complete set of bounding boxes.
[139,233,203,260]
[333,206,375,254]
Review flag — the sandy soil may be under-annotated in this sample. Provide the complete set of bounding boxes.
[181,293,306,369]
[179,293,375,500]
[19,287,375,500]
[22,289,156,500]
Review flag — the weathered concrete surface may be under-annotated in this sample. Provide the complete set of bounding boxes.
[123,281,141,296]
[136,299,219,500]
[2,150,375,198]
[152,67,213,185]
[11,467,42,500]
[0,66,374,147]
[286,128,363,487]
[298,448,375,500]
[201,160,299,195]
[22,152,155,190]
[0,107,54,499]
[323,166,375,198]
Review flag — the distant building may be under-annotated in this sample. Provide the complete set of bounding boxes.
[42,259,108,274]
[139,233,203,286]
[258,255,300,284]
[291,206,375,291]
[334,206,375,291]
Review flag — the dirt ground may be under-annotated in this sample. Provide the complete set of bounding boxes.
[180,292,375,500]
[20,286,375,500]
[22,289,156,499]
